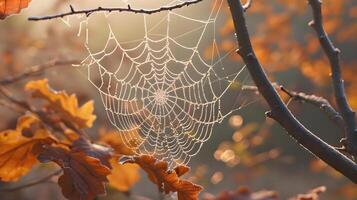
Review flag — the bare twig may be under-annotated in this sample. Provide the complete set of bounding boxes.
[0,60,78,85]
[280,86,345,130]
[308,0,357,156]
[243,84,345,130]
[28,0,204,21]
[0,170,62,192]
[227,0,357,182]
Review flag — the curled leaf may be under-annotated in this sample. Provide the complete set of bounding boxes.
[0,114,57,182]
[25,79,96,129]
[127,155,202,200]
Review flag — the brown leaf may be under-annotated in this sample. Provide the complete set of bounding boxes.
[25,79,96,129]
[39,146,111,200]
[0,114,57,182]
[107,156,140,192]
[128,155,202,200]
[0,0,32,19]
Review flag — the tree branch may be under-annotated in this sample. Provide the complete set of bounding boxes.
[28,0,204,21]
[0,59,78,85]
[227,0,357,182]
[307,0,357,157]
[0,170,62,192]
[242,84,345,130]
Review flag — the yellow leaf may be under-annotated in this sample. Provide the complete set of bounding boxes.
[107,156,140,192]
[0,114,57,182]
[25,79,96,129]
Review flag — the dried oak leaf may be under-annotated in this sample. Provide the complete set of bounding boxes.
[0,114,57,182]
[25,79,96,129]
[202,187,279,200]
[107,155,141,192]
[128,155,202,200]
[0,0,31,19]
[39,146,111,200]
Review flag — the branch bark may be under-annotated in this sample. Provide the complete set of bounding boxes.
[227,0,357,182]
[307,0,357,157]
[28,0,203,21]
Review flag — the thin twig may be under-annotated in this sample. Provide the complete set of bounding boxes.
[227,0,357,182]
[242,84,345,130]
[280,86,345,130]
[0,170,62,192]
[0,60,78,85]
[28,0,204,21]
[308,0,357,157]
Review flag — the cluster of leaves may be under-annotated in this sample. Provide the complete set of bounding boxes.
[0,79,202,200]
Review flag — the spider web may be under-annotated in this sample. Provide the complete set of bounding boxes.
[70,0,252,167]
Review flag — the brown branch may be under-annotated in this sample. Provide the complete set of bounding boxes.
[227,0,357,182]
[28,0,204,21]
[0,170,62,192]
[0,59,78,85]
[308,0,357,157]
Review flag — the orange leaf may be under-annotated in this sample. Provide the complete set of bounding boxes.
[99,129,140,156]
[107,156,140,192]
[39,146,111,200]
[0,114,57,182]
[128,155,202,200]
[0,0,32,19]
[25,79,96,129]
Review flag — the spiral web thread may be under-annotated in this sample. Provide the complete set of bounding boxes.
[73,0,249,167]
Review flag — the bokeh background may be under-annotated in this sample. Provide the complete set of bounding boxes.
[0,0,356,199]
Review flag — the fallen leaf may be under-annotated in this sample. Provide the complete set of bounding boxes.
[39,146,111,200]
[107,156,140,192]
[0,114,56,182]
[25,79,96,129]
[127,155,202,200]
[0,0,32,19]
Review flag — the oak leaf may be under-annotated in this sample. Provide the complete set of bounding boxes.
[0,0,31,19]
[25,79,96,129]
[128,155,202,200]
[107,156,140,192]
[39,146,111,200]
[0,114,56,182]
